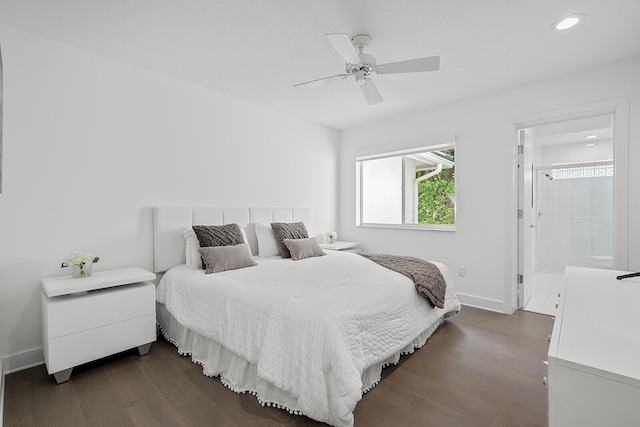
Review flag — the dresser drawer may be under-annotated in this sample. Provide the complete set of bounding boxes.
[43,281,155,339]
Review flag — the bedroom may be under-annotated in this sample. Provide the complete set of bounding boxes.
[1,1,639,426]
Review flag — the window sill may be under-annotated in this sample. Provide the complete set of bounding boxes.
[357,223,456,232]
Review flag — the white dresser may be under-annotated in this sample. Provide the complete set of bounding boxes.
[41,267,156,383]
[547,266,640,426]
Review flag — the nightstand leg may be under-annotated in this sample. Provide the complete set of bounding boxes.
[137,343,152,356]
[53,368,73,384]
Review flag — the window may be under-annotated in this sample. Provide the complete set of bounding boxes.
[549,161,613,180]
[356,143,456,230]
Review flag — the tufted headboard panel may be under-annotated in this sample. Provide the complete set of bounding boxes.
[153,206,308,273]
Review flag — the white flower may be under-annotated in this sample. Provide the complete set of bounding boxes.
[325,231,337,240]
[62,251,99,267]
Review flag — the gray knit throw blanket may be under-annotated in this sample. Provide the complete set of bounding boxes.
[360,253,446,308]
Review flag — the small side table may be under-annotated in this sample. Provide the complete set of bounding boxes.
[319,241,360,253]
[41,267,156,384]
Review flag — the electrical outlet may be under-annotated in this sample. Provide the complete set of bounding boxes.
[457,266,466,277]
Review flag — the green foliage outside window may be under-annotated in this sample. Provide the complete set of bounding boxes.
[416,149,455,224]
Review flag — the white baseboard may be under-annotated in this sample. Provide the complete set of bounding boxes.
[456,293,506,313]
[3,347,44,375]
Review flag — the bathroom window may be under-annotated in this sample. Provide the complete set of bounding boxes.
[550,162,613,180]
[356,143,456,231]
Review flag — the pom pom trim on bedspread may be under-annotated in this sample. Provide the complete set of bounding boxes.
[158,316,445,420]
[158,326,306,415]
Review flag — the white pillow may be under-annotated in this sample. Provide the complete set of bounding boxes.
[183,228,203,269]
[184,226,250,269]
[255,223,280,257]
[240,226,249,247]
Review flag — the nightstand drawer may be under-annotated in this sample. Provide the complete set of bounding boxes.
[43,281,155,339]
[45,313,156,373]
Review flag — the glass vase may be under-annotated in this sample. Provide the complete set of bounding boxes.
[71,262,92,278]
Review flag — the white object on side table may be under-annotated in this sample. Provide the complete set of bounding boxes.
[319,241,360,252]
[547,266,640,426]
[41,266,156,384]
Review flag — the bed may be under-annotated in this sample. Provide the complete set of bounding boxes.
[153,206,461,427]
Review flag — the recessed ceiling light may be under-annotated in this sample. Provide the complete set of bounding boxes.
[586,135,597,139]
[551,14,586,31]
[586,143,595,147]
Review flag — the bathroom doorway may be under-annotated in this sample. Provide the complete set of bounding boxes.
[517,113,615,314]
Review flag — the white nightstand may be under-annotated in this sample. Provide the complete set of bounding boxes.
[319,241,360,253]
[41,266,156,384]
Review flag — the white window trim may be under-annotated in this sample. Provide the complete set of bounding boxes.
[356,141,456,231]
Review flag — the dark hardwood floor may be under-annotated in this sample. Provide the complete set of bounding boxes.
[3,306,551,427]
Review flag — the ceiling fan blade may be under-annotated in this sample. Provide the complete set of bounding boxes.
[359,79,383,105]
[294,74,349,89]
[325,33,361,65]
[376,56,440,74]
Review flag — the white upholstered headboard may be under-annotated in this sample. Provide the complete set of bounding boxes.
[153,206,309,273]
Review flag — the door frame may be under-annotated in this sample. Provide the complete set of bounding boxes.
[516,127,537,309]
[505,98,629,313]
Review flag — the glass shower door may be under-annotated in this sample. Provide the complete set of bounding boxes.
[536,163,614,273]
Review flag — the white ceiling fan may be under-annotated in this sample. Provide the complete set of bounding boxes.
[294,33,440,105]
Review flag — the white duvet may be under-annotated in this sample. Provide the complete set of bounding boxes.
[156,250,461,427]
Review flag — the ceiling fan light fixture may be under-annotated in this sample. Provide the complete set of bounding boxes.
[294,32,440,105]
[355,70,368,85]
[551,13,586,31]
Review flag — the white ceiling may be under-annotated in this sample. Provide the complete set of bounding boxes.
[535,114,613,146]
[1,0,639,130]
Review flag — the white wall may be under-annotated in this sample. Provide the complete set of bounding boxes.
[339,59,640,312]
[0,25,339,363]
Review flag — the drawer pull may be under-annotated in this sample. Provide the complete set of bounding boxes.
[543,360,548,365]
[543,376,548,386]
[555,303,559,309]
[548,334,551,343]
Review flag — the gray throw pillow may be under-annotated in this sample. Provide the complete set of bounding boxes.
[271,222,309,258]
[283,238,326,261]
[193,224,244,248]
[200,243,257,274]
